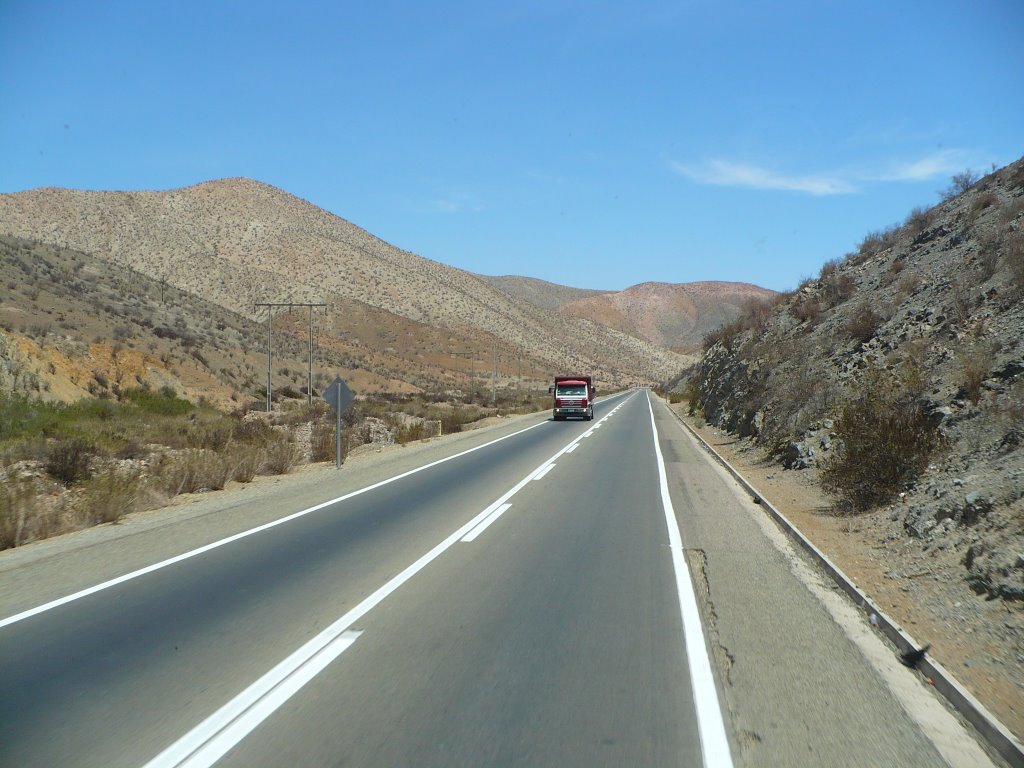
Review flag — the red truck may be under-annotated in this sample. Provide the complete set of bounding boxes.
[550,375,595,421]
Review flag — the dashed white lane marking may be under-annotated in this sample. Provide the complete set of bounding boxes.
[533,464,556,481]
[460,503,513,543]
[144,630,363,768]
[646,392,734,768]
[566,444,579,454]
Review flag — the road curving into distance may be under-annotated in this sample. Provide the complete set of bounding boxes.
[0,391,995,767]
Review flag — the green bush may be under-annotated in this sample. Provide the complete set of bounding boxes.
[821,369,942,511]
[120,386,193,416]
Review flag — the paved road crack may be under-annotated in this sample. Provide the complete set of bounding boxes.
[686,547,735,687]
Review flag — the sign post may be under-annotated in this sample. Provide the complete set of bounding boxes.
[323,376,354,469]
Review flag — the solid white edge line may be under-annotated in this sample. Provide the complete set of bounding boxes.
[0,419,550,630]
[460,503,513,543]
[144,392,639,767]
[646,391,734,768]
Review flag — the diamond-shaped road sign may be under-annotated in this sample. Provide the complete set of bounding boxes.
[324,376,354,414]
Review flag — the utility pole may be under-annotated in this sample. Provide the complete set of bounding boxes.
[255,302,327,412]
[492,345,497,407]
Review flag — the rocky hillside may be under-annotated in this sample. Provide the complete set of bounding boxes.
[0,179,686,388]
[558,281,775,353]
[684,157,1024,602]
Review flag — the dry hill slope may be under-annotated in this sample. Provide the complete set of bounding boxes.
[0,179,684,386]
[476,274,608,310]
[559,280,776,352]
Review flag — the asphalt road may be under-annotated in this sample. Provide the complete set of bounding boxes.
[0,391,986,767]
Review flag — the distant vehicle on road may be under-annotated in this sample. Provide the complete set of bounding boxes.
[550,375,595,421]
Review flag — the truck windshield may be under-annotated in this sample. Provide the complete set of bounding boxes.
[557,385,586,396]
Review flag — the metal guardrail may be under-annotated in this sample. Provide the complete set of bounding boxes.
[663,402,1024,768]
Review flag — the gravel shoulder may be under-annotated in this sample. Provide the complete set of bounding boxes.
[671,403,1024,745]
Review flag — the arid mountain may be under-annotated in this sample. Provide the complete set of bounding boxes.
[0,234,489,405]
[558,281,776,353]
[0,179,686,391]
[476,274,608,310]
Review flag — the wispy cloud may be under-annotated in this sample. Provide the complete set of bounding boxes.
[672,148,976,195]
[870,149,966,182]
[671,159,856,195]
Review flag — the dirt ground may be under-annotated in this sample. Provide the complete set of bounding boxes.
[670,404,1024,744]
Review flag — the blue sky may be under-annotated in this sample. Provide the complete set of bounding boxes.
[1,1,1021,292]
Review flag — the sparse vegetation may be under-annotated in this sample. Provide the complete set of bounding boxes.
[820,368,942,512]
[958,345,990,404]
[844,300,882,343]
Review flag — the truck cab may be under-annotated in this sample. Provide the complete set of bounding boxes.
[551,375,595,421]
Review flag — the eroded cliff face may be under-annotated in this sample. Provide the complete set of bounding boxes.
[684,158,1024,601]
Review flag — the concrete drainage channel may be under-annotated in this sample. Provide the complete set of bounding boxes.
[666,406,1024,768]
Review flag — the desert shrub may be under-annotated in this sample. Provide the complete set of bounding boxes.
[188,423,232,452]
[971,190,999,215]
[904,206,935,237]
[999,197,1024,225]
[231,417,274,444]
[818,258,842,280]
[153,450,226,495]
[78,469,146,524]
[958,346,990,404]
[45,438,95,485]
[977,234,1000,280]
[395,422,427,444]
[822,272,856,306]
[950,278,972,324]
[896,271,923,299]
[228,445,262,483]
[790,296,822,324]
[941,169,980,201]
[821,368,942,511]
[262,435,297,475]
[1004,232,1024,295]
[844,300,882,343]
[311,421,336,462]
[0,480,35,549]
[440,407,472,434]
[855,225,899,262]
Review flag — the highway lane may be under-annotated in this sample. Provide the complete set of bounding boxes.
[206,392,708,767]
[4,391,718,767]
